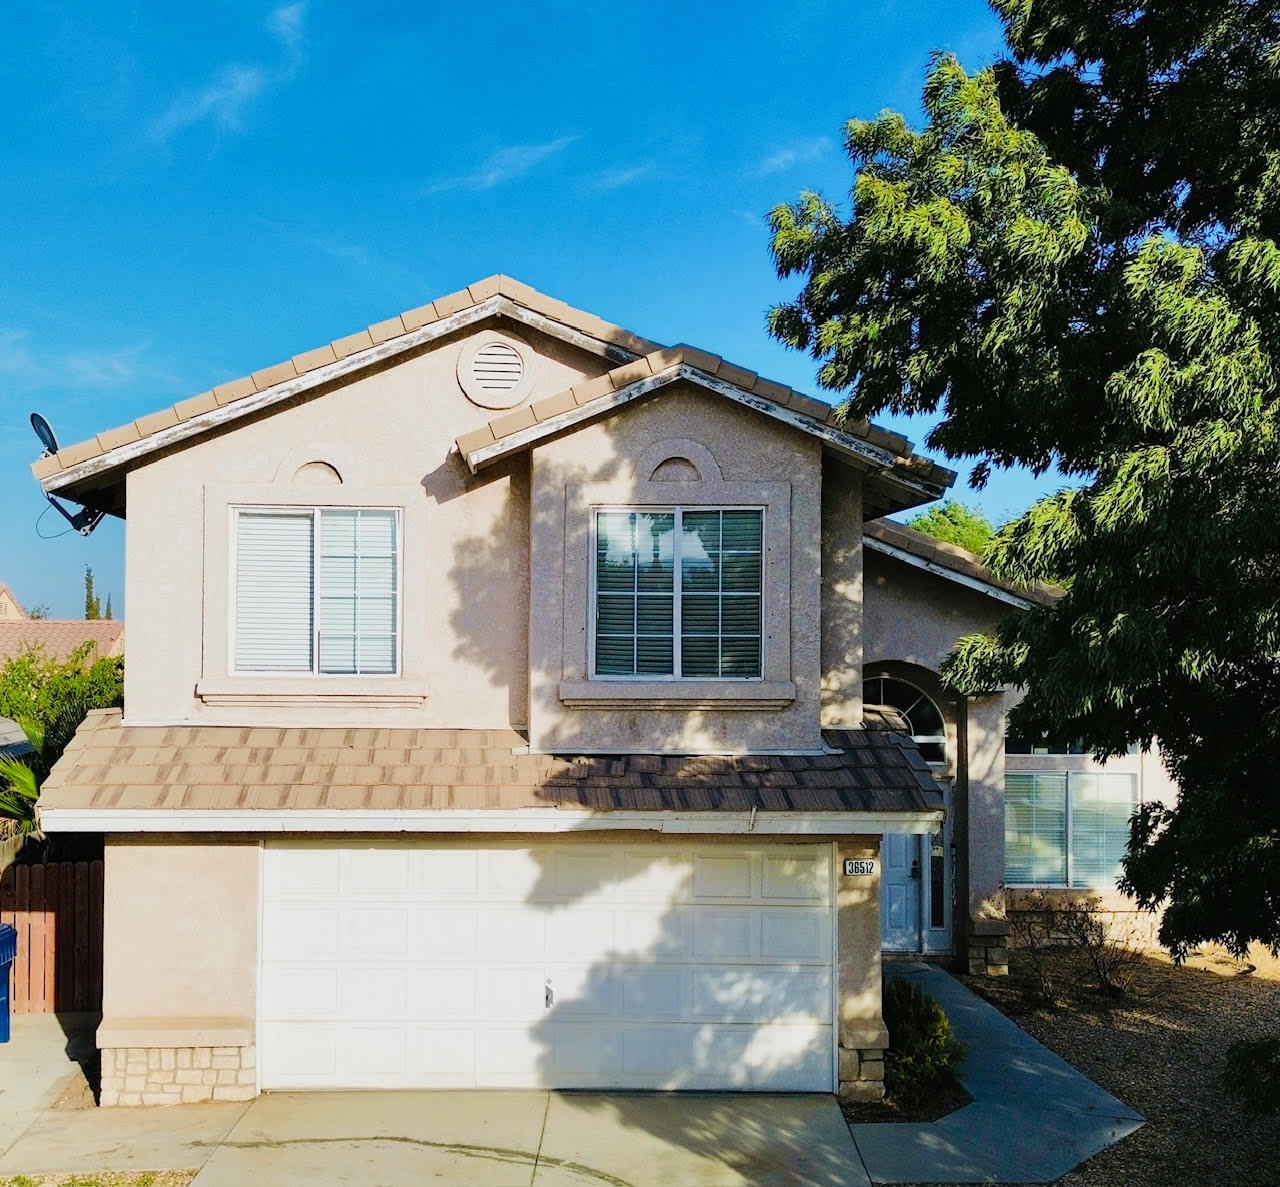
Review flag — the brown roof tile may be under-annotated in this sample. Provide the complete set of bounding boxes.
[40,709,944,820]
[0,620,124,666]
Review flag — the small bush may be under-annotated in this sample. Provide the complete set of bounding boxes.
[1009,891,1143,1000]
[883,976,966,1107]
[1223,1036,1280,1113]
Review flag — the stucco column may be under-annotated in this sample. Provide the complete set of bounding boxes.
[965,693,1009,974]
[820,462,863,727]
[836,836,888,1101]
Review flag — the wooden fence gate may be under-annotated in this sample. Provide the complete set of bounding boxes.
[0,860,103,1013]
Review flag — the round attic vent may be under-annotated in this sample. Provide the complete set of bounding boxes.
[471,341,524,392]
[457,331,537,409]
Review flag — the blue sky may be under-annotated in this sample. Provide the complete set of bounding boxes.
[0,0,1060,618]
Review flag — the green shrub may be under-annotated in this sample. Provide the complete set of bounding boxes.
[883,976,966,1107]
[1223,1036,1280,1113]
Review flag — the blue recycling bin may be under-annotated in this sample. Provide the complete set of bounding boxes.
[0,923,15,1043]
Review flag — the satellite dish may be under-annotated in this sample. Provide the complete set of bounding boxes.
[28,411,105,537]
[30,412,59,456]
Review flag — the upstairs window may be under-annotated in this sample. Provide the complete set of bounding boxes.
[592,508,763,679]
[233,507,400,675]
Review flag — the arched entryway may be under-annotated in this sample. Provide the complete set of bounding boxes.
[864,666,955,955]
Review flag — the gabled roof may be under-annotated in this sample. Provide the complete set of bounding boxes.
[864,519,1061,609]
[39,708,945,832]
[0,619,125,666]
[0,582,26,618]
[31,275,953,518]
[454,345,954,511]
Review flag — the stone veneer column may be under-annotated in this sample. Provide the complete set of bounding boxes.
[836,837,888,1101]
[99,1044,256,1107]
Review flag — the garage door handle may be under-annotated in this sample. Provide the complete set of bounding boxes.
[545,981,554,1009]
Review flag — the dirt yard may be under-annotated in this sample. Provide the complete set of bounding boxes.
[960,944,1280,1187]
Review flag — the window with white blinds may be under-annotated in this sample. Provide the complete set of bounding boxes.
[233,507,399,675]
[1005,771,1138,889]
[592,507,763,679]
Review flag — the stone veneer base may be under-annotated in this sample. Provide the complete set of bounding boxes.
[968,927,1010,977]
[838,1044,887,1102]
[99,1045,257,1107]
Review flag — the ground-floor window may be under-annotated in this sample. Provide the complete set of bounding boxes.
[1004,771,1138,889]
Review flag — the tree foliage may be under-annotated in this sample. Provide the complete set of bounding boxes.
[769,0,1280,957]
[0,643,124,832]
[907,500,999,555]
[84,565,101,620]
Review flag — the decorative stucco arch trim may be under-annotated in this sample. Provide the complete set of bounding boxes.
[270,443,359,486]
[634,438,723,483]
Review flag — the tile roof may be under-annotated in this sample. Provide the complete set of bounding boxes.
[0,620,124,666]
[31,275,952,508]
[40,708,945,818]
[454,345,956,497]
[864,519,1061,609]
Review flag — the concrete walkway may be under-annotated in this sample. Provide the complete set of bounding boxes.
[850,962,1144,1183]
[0,1013,97,1153]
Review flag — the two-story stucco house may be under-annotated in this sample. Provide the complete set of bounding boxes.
[31,276,1173,1108]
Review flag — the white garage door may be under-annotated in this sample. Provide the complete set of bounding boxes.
[259,839,835,1091]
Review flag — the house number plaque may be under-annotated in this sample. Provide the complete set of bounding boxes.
[843,858,877,877]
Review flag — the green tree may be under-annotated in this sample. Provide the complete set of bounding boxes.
[907,500,999,556]
[768,1,1280,957]
[83,565,100,620]
[0,642,124,833]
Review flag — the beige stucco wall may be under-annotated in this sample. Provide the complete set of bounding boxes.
[820,461,863,728]
[123,322,609,728]
[100,837,259,1035]
[528,382,825,753]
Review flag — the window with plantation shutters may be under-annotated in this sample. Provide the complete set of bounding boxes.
[593,507,763,679]
[233,507,399,676]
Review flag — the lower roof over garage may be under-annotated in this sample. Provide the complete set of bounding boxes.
[38,709,944,834]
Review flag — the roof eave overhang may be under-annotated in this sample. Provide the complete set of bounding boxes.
[864,534,1051,610]
[462,364,951,512]
[37,295,646,505]
[38,805,943,835]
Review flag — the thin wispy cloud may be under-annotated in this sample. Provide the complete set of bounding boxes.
[752,136,833,176]
[588,163,658,191]
[425,136,579,194]
[0,329,163,391]
[148,3,307,143]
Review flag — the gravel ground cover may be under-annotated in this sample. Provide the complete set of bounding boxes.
[0,1174,194,1187]
[945,943,1280,1187]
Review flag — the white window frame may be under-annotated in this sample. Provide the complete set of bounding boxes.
[1004,770,1139,890]
[229,504,404,678]
[588,504,766,682]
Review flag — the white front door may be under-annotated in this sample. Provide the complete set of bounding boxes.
[880,834,922,952]
[259,839,836,1092]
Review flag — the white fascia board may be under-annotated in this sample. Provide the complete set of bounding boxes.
[465,365,946,504]
[38,806,942,836]
[864,535,1036,610]
[42,298,641,496]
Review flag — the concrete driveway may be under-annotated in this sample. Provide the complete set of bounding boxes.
[0,1089,870,1186]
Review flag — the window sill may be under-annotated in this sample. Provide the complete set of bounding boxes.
[195,676,429,708]
[558,679,796,710]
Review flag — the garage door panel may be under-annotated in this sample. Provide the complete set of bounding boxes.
[260,841,835,1091]
[264,905,338,958]
[415,908,478,957]
[691,910,755,958]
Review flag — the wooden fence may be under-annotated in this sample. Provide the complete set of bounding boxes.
[0,860,103,1013]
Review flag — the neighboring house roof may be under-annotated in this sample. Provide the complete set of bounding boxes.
[0,582,26,619]
[31,275,953,518]
[0,619,124,666]
[0,716,33,761]
[864,519,1061,610]
[39,708,944,827]
[454,344,954,510]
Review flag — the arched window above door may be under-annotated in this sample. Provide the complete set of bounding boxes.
[864,675,947,764]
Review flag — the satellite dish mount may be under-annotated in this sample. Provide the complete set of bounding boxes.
[30,412,106,536]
